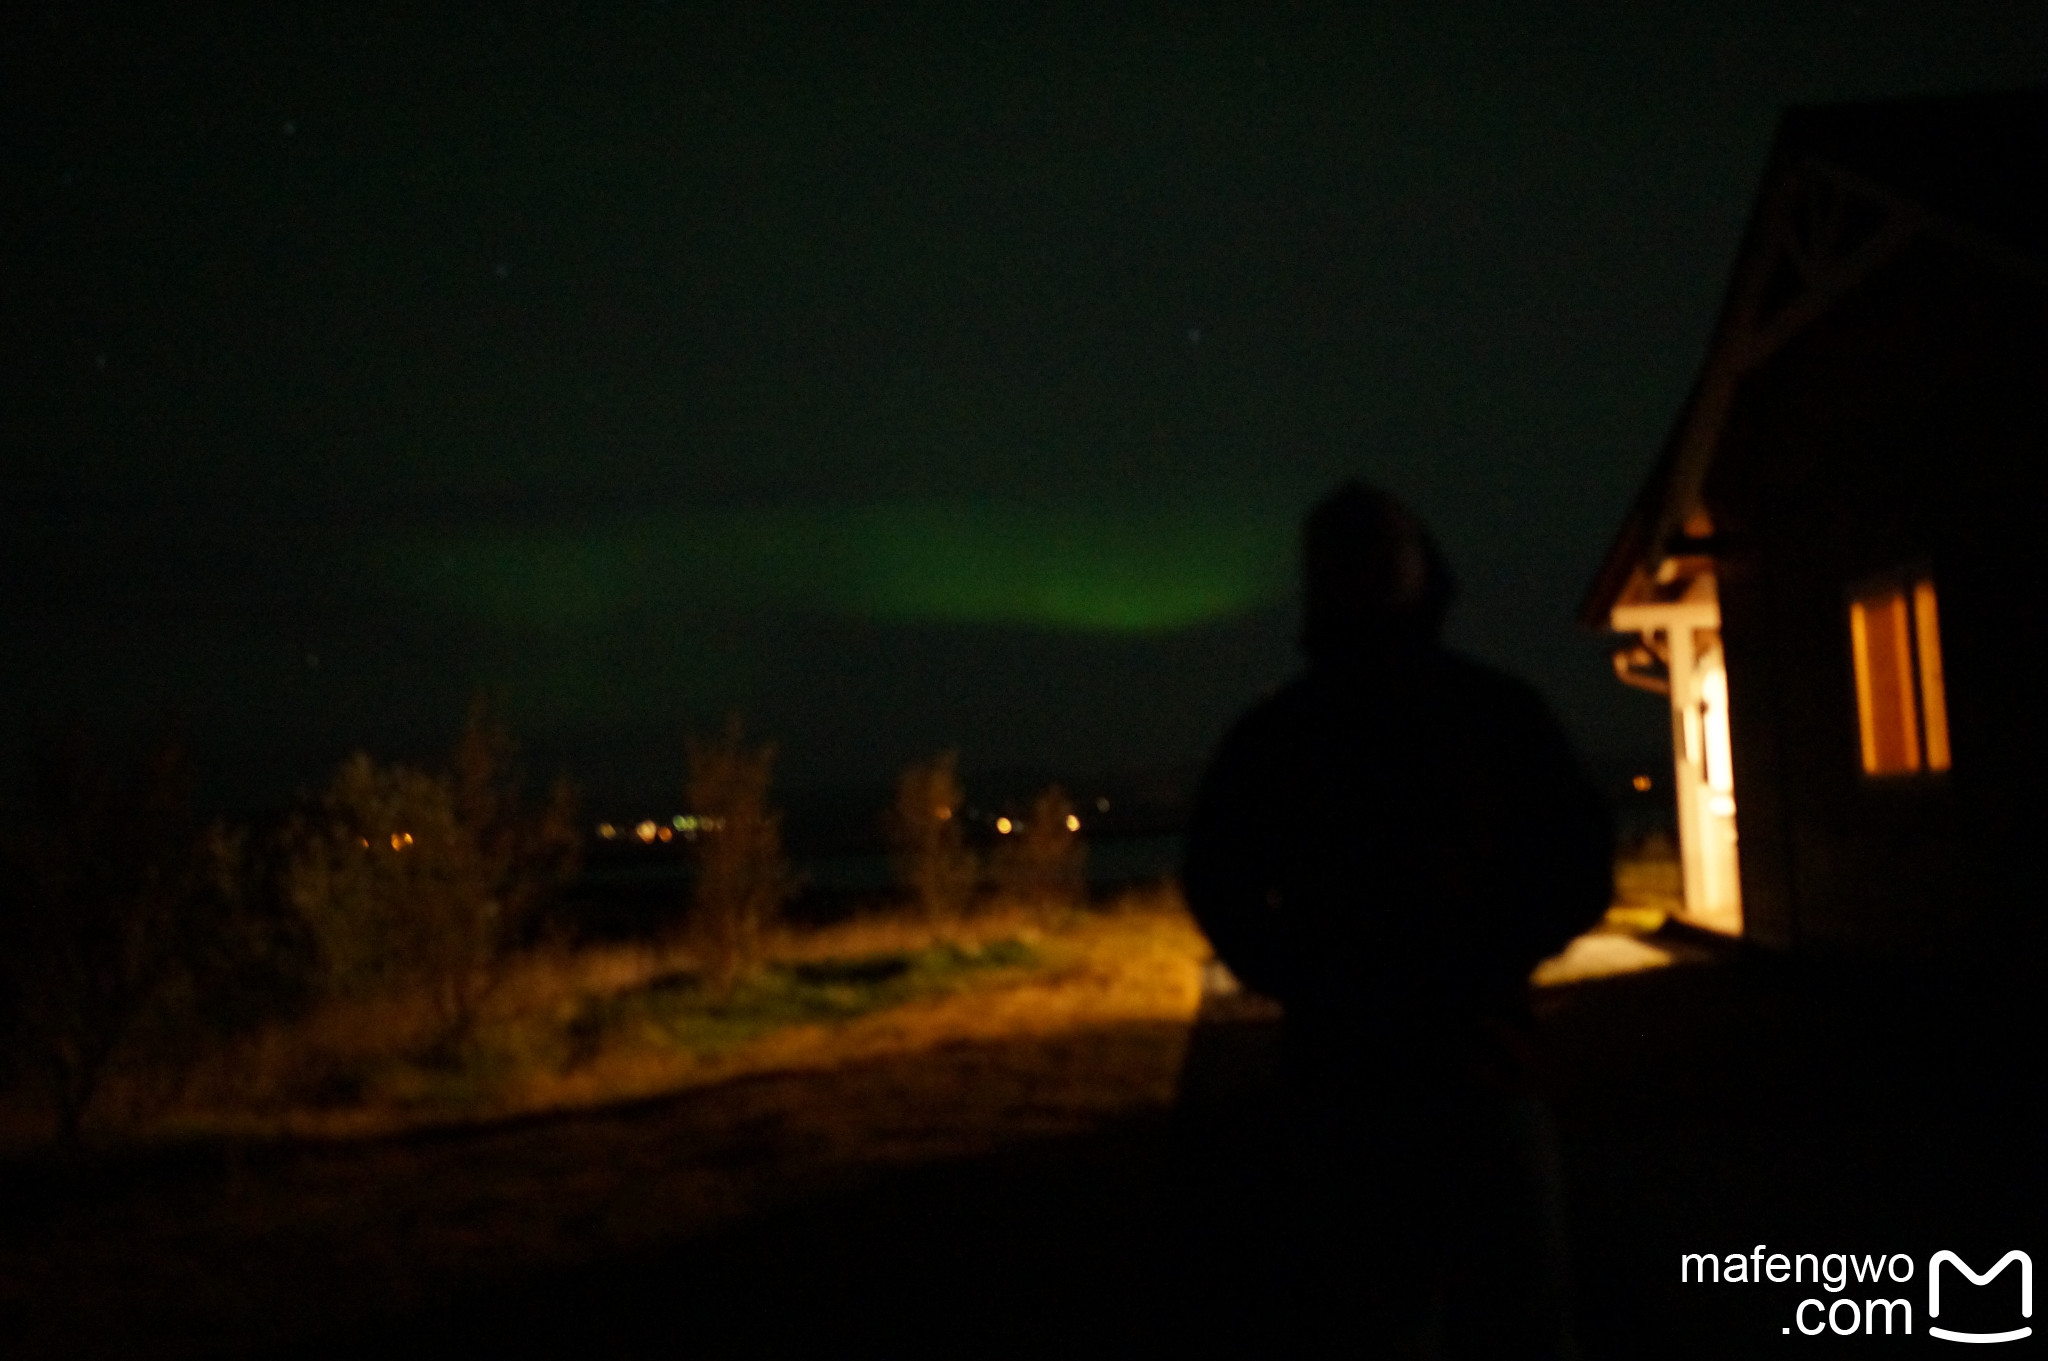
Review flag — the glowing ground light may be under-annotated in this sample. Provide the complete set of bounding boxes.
[995,817,1013,834]
[1065,814,1081,831]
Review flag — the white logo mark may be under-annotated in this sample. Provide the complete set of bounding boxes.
[1929,1250,2032,1345]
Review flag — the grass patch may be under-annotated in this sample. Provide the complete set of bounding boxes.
[572,939,1042,1060]
[1,893,1205,1149]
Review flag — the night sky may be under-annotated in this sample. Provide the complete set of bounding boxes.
[6,3,2047,812]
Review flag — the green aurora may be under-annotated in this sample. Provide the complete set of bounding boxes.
[388,501,1298,638]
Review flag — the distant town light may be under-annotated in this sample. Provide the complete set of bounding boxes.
[995,817,1013,834]
[1065,814,1081,832]
[935,806,952,820]
[658,826,673,842]
[636,820,658,842]
[597,823,617,840]
[1095,797,1110,812]
[1632,774,1653,792]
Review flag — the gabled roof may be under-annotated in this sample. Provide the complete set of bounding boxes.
[1785,87,2048,260]
[1579,85,2048,629]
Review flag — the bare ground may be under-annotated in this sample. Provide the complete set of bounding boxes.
[3,912,2039,1359]
[0,906,1205,1359]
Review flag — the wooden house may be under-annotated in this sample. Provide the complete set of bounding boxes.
[1582,87,2048,957]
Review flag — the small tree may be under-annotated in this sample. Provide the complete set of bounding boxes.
[686,718,791,993]
[991,784,1088,912]
[449,695,582,951]
[887,750,979,923]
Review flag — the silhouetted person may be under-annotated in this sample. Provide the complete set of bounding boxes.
[1181,483,1610,1357]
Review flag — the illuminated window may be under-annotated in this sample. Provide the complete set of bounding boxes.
[1848,575,1951,776]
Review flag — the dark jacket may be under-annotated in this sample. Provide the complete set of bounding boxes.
[1182,643,1611,1084]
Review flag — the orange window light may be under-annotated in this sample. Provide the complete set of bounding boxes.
[1849,576,1951,776]
[1912,580,1951,771]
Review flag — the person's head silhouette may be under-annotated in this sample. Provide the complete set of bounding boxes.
[1299,482,1456,666]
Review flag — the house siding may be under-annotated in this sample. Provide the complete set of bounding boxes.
[1703,235,2048,957]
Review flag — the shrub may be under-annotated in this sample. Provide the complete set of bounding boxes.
[686,718,793,993]
[886,750,980,923]
[283,701,581,1050]
[991,784,1088,912]
[0,739,298,1144]
[284,754,494,1040]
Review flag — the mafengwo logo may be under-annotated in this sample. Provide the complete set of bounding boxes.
[1680,1246,2032,1342]
[1929,1252,2032,1345]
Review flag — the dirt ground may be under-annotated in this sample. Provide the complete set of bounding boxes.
[0,907,1206,1358]
[2,916,2040,1359]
